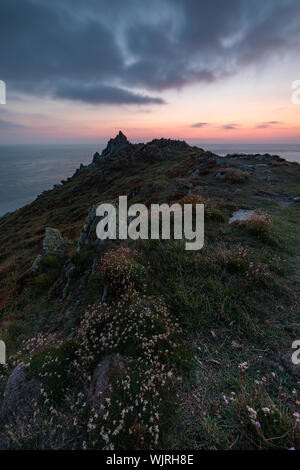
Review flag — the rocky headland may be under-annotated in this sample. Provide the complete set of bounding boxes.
[0,133,299,449]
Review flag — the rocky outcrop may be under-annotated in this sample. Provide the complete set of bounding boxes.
[41,228,66,255]
[100,131,131,161]
[31,227,68,271]
[0,363,41,423]
[88,354,128,413]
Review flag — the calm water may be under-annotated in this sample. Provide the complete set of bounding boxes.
[0,144,104,216]
[0,143,299,217]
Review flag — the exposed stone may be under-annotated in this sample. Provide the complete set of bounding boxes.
[31,227,68,271]
[101,131,131,160]
[229,209,255,224]
[61,260,76,298]
[0,363,41,423]
[42,228,66,255]
[88,354,129,413]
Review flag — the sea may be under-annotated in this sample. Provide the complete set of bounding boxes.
[0,142,299,217]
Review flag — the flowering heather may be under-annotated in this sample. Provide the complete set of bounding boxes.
[245,210,273,233]
[216,245,274,286]
[74,291,183,448]
[96,247,148,295]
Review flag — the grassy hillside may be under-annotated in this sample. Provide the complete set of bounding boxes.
[0,136,299,449]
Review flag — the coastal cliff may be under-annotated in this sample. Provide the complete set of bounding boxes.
[0,133,299,449]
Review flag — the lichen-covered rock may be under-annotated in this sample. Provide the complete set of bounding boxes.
[88,354,128,413]
[229,209,255,224]
[0,363,41,423]
[42,228,66,255]
[31,227,67,271]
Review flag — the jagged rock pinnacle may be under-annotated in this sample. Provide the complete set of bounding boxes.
[102,131,131,159]
[92,131,131,164]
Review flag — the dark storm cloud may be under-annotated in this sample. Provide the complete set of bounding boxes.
[0,0,162,104]
[191,122,209,128]
[54,82,165,105]
[1,0,300,104]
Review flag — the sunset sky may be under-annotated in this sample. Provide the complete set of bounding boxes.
[0,0,300,144]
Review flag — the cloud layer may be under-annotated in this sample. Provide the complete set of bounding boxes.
[191,122,209,128]
[1,0,300,105]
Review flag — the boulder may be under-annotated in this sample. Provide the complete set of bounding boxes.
[88,354,128,413]
[41,227,66,255]
[229,209,255,224]
[31,227,68,271]
[0,363,41,423]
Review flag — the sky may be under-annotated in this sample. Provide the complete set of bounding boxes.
[0,0,300,144]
